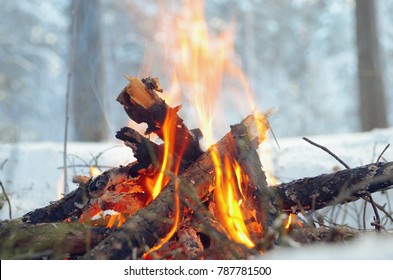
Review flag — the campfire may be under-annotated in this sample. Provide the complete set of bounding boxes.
[14,75,393,260]
[3,0,393,261]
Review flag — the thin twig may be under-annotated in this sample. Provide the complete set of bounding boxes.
[63,0,80,195]
[376,144,390,163]
[362,196,393,223]
[302,137,350,170]
[57,164,115,170]
[365,193,381,231]
[266,119,280,149]
[0,180,12,219]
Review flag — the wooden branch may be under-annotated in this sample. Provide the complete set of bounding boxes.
[22,184,90,224]
[115,126,192,175]
[273,161,393,212]
[116,76,202,165]
[0,219,111,259]
[22,164,133,224]
[115,126,162,176]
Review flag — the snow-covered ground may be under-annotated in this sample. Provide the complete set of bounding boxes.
[1,127,393,258]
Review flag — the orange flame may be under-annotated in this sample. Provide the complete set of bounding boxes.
[210,146,255,248]
[163,0,240,146]
[145,108,182,201]
[143,108,185,256]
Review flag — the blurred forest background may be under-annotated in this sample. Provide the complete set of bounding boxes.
[1,0,393,143]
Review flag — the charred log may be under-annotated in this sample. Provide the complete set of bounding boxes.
[115,126,192,175]
[116,76,203,166]
[22,164,133,224]
[115,126,163,176]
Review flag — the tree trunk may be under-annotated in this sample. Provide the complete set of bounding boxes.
[71,0,108,141]
[356,0,388,131]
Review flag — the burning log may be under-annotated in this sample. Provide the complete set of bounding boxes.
[22,165,133,224]
[115,126,163,176]
[117,76,203,166]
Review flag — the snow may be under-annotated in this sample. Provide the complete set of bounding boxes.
[259,232,393,259]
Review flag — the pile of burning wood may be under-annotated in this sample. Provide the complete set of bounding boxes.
[3,76,393,260]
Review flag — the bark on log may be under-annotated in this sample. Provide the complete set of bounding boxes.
[116,76,203,166]
[0,219,111,259]
[273,161,393,212]
[21,183,90,224]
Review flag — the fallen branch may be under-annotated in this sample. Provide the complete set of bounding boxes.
[273,161,393,212]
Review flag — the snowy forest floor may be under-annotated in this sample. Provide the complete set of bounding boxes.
[1,127,393,259]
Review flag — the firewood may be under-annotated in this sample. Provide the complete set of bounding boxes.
[115,126,192,175]
[273,161,393,212]
[116,76,203,166]
[21,183,90,224]
[0,219,111,259]
[115,126,163,176]
[83,113,269,259]
[22,164,133,224]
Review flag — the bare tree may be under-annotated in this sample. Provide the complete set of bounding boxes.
[71,0,108,141]
[356,0,388,131]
